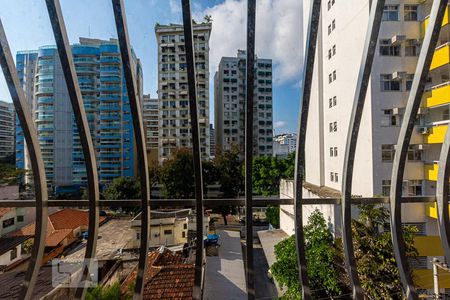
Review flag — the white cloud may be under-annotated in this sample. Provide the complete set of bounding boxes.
[274,121,287,128]
[200,0,303,86]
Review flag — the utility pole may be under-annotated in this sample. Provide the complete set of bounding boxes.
[432,258,450,299]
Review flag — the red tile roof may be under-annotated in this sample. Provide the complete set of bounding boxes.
[121,248,195,299]
[8,209,105,247]
[0,207,13,218]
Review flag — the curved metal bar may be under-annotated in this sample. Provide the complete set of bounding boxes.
[0,19,49,300]
[180,1,205,299]
[437,112,450,263]
[244,0,256,299]
[293,1,321,298]
[389,1,447,299]
[44,1,100,298]
[112,1,151,298]
[340,1,385,298]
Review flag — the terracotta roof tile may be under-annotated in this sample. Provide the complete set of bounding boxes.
[45,229,73,247]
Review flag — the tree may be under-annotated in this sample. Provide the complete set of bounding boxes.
[212,147,243,225]
[0,163,26,185]
[160,148,195,199]
[103,177,141,213]
[204,15,212,23]
[251,155,293,196]
[265,206,280,228]
[86,282,126,300]
[352,204,418,299]
[271,210,345,299]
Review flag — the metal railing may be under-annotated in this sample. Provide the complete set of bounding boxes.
[0,0,449,299]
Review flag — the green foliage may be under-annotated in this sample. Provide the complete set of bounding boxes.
[352,204,418,299]
[265,206,280,228]
[103,177,141,200]
[251,155,293,196]
[22,239,34,254]
[0,163,25,185]
[271,210,344,299]
[86,282,123,300]
[159,148,195,199]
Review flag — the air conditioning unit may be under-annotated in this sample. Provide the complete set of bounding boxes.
[418,144,428,150]
[419,126,429,134]
[392,71,406,80]
[391,35,406,45]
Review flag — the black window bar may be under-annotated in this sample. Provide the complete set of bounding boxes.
[0,0,449,299]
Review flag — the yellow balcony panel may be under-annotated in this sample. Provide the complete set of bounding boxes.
[426,201,450,219]
[413,236,444,257]
[430,44,450,71]
[421,5,449,37]
[424,162,438,181]
[414,269,450,289]
[422,82,450,108]
[423,124,447,144]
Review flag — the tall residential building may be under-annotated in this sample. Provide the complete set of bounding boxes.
[155,22,211,162]
[273,133,297,158]
[16,38,142,192]
[214,50,273,157]
[0,101,15,159]
[142,94,159,165]
[284,0,449,291]
[209,124,215,158]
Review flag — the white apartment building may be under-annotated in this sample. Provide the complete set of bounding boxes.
[155,22,211,162]
[0,101,15,159]
[277,0,450,292]
[209,124,215,158]
[273,133,297,158]
[142,94,159,164]
[214,50,273,157]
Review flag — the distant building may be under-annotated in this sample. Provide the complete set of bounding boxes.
[0,101,15,160]
[143,94,159,165]
[155,22,212,162]
[214,50,273,157]
[209,124,215,158]
[273,133,297,158]
[16,38,143,192]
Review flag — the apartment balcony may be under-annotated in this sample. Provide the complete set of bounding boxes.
[422,81,450,108]
[422,122,448,144]
[421,5,449,38]
[424,162,438,181]
[430,43,450,71]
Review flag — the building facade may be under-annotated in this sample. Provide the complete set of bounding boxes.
[299,0,450,292]
[214,50,273,157]
[273,133,297,158]
[209,124,215,158]
[142,94,159,165]
[0,101,15,160]
[16,38,142,192]
[155,22,211,162]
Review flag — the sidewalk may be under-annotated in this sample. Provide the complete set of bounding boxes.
[203,230,247,300]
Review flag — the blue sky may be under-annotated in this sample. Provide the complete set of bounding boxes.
[0,0,302,133]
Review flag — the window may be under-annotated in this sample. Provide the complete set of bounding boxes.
[330,147,334,157]
[381,109,398,126]
[407,145,422,161]
[328,49,332,59]
[328,25,332,35]
[405,39,419,56]
[443,108,450,120]
[182,231,186,238]
[406,74,414,91]
[382,179,391,196]
[334,147,338,157]
[164,229,173,235]
[334,173,339,182]
[382,5,399,21]
[403,222,426,236]
[328,0,332,10]
[329,73,333,83]
[2,217,14,228]
[183,223,187,229]
[332,19,336,30]
[379,39,400,56]
[17,215,24,222]
[409,256,427,269]
[382,144,395,161]
[333,96,337,106]
[404,5,418,21]
[136,232,140,240]
[380,74,401,91]
[330,172,334,182]
[10,247,17,261]
[329,98,333,108]
[333,70,336,81]
[332,45,336,56]
[403,180,423,196]
[333,121,337,132]
[329,123,333,132]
